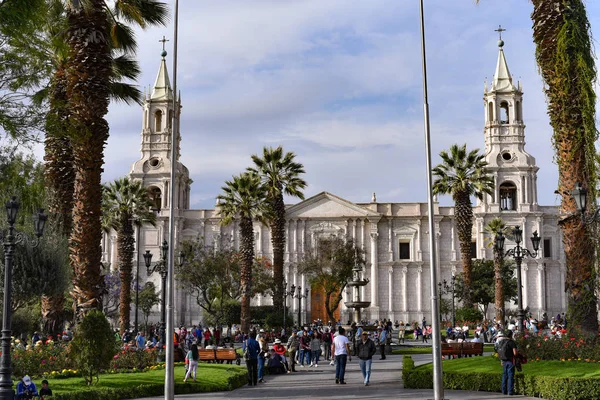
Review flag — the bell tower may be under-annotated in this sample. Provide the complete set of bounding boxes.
[481,31,538,213]
[130,41,191,211]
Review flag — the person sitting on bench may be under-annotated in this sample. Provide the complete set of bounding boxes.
[272,339,290,373]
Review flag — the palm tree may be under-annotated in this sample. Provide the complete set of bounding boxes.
[475,0,598,335]
[102,177,156,333]
[530,0,598,334]
[63,0,167,322]
[248,146,306,312]
[484,217,509,323]
[217,172,268,333]
[433,143,494,307]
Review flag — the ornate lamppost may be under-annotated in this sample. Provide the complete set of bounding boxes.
[571,182,600,224]
[143,240,169,347]
[0,197,46,400]
[496,226,541,334]
[438,275,456,327]
[283,281,296,333]
[293,286,309,327]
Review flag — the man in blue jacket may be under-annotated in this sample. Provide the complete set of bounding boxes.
[16,375,38,400]
[245,332,261,386]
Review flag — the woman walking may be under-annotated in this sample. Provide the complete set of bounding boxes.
[258,334,268,383]
[183,343,199,382]
[310,331,321,367]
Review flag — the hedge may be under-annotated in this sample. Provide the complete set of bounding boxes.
[44,370,248,400]
[402,356,600,399]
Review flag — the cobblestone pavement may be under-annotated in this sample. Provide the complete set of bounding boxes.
[134,354,537,399]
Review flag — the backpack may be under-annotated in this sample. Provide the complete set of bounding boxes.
[497,339,513,361]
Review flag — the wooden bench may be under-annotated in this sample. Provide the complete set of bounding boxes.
[198,348,239,364]
[441,342,483,359]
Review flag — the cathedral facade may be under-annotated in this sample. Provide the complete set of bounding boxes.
[102,42,566,327]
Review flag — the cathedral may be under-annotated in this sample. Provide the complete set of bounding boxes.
[102,40,565,327]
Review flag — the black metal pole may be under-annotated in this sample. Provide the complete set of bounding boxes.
[0,223,15,400]
[515,253,525,334]
[297,293,301,327]
[451,278,456,328]
[134,225,140,333]
[283,293,287,334]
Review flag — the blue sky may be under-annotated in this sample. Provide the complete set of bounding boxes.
[81,0,600,209]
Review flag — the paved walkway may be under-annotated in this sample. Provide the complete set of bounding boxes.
[135,354,537,399]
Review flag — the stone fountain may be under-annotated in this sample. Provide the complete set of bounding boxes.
[344,259,370,323]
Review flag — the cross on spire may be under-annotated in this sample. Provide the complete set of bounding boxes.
[495,25,506,41]
[159,36,169,52]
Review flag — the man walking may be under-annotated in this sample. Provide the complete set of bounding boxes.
[357,331,377,386]
[498,330,518,395]
[332,326,351,384]
[244,332,260,386]
[377,327,387,360]
[286,331,299,372]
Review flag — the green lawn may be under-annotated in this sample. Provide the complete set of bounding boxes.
[392,344,495,355]
[415,355,600,378]
[46,364,246,397]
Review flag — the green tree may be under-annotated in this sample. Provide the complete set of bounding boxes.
[70,310,118,385]
[298,237,364,323]
[432,144,494,307]
[484,217,510,323]
[177,239,273,328]
[138,282,160,333]
[454,259,517,319]
[217,172,269,333]
[248,146,306,312]
[102,177,156,333]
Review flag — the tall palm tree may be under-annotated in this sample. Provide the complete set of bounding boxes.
[531,0,598,334]
[102,177,156,333]
[217,172,268,333]
[63,0,167,322]
[484,217,509,323]
[474,0,598,335]
[248,146,306,312]
[433,143,494,307]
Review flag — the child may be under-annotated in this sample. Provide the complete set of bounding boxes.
[40,379,52,399]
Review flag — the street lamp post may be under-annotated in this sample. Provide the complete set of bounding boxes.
[283,281,295,334]
[143,240,169,348]
[134,223,141,333]
[496,227,541,334]
[572,182,600,224]
[293,286,309,327]
[0,197,46,400]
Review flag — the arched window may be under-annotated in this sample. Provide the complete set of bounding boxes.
[148,186,162,211]
[499,182,517,211]
[488,102,494,122]
[500,101,509,124]
[154,110,163,132]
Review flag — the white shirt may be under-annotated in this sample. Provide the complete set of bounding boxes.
[333,334,349,356]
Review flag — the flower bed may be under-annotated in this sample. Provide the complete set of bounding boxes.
[515,332,600,362]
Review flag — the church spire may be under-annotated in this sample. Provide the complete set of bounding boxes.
[491,26,515,92]
[151,37,173,101]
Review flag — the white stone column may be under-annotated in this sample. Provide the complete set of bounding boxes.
[522,265,529,309]
[388,267,394,319]
[402,267,408,313]
[416,219,422,261]
[352,219,357,242]
[291,219,297,262]
[256,225,262,255]
[300,219,306,254]
[370,232,379,307]
[388,219,393,261]
[537,263,546,315]
[109,235,117,268]
[361,219,366,250]
[417,266,423,312]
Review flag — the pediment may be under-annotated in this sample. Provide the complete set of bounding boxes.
[285,192,380,219]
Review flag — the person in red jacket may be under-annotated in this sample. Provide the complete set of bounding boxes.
[272,339,290,373]
[203,328,212,347]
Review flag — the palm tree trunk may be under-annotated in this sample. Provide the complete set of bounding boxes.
[532,0,598,333]
[66,1,111,322]
[118,220,135,333]
[454,191,474,307]
[41,294,65,337]
[239,216,255,333]
[270,192,286,312]
[45,65,75,235]
[493,249,504,323]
